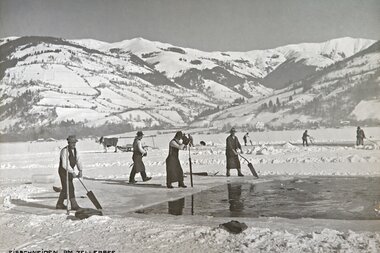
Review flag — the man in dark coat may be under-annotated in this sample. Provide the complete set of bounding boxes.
[56,135,82,210]
[243,133,248,146]
[302,130,309,147]
[356,126,366,145]
[129,131,151,184]
[166,131,187,188]
[188,134,194,147]
[226,128,244,177]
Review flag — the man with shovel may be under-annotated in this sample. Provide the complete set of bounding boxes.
[56,135,82,210]
[356,126,366,146]
[226,128,244,177]
[129,131,152,184]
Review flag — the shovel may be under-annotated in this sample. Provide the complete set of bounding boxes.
[239,154,259,178]
[78,178,103,210]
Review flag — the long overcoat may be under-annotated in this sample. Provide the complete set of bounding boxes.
[166,139,184,184]
[226,135,241,170]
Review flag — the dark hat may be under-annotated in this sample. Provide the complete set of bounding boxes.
[67,135,78,143]
[136,131,144,137]
[230,127,236,133]
[174,131,183,139]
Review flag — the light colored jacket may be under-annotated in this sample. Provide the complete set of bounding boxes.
[59,146,83,174]
[133,138,147,156]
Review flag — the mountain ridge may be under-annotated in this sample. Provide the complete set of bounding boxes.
[0,35,378,140]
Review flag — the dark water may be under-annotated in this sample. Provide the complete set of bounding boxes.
[137,177,380,220]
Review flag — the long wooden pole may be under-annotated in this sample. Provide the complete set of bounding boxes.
[66,148,70,215]
[191,195,194,215]
[189,146,193,187]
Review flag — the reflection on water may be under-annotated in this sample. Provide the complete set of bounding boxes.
[228,184,243,212]
[138,176,380,220]
[168,198,185,215]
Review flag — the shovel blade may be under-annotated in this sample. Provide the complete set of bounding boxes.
[248,163,259,178]
[87,191,102,210]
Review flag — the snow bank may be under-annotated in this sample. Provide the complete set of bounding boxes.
[1,213,379,253]
[282,142,296,148]
[0,184,47,210]
[0,184,47,201]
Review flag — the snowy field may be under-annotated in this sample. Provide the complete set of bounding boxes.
[1,127,380,252]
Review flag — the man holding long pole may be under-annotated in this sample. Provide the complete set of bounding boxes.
[56,135,82,211]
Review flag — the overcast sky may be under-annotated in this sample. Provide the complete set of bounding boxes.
[0,0,379,51]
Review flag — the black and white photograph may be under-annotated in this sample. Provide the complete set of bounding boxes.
[1,0,380,252]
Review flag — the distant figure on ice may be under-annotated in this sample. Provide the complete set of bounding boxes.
[243,133,248,146]
[356,126,366,145]
[188,134,194,147]
[302,130,310,147]
[129,131,151,184]
[243,132,252,146]
[56,135,82,210]
[166,131,187,188]
[226,128,244,177]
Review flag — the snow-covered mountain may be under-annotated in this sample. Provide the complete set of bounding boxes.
[73,36,375,90]
[193,41,380,130]
[0,37,217,134]
[0,36,19,46]
[261,37,375,89]
[0,36,377,138]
